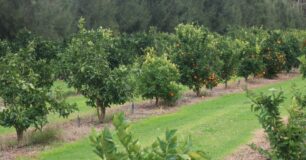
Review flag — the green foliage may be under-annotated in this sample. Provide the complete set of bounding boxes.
[0,42,75,142]
[303,40,306,56]
[90,113,209,160]
[260,31,286,78]
[282,33,302,72]
[215,37,240,87]
[107,34,139,68]
[249,90,306,160]
[11,29,36,52]
[9,29,60,87]
[132,28,175,58]
[61,18,131,122]
[292,85,306,108]
[172,24,221,96]
[1,0,305,40]
[0,0,76,39]
[0,39,10,58]
[228,27,266,80]
[300,40,306,78]
[238,45,265,81]
[299,56,306,78]
[139,50,182,106]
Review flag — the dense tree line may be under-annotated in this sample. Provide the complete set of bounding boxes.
[1,0,305,40]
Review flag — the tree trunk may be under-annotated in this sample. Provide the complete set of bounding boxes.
[244,76,248,82]
[96,105,101,122]
[236,79,241,87]
[131,101,135,114]
[77,114,81,127]
[96,100,106,123]
[195,87,201,97]
[101,107,106,122]
[155,97,159,106]
[224,81,228,89]
[16,128,24,144]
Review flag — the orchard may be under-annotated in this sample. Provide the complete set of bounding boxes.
[0,18,305,160]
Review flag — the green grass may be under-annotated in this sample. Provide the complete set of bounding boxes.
[51,80,76,95]
[30,77,305,160]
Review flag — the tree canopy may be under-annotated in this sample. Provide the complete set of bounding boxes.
[0,0,305,40]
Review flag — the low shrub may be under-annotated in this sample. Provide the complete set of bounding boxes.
[90,113,209,160]
[248,90,306,160]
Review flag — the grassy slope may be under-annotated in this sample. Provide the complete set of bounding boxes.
[31,77,305,160]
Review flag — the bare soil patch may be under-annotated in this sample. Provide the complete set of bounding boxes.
[0,72,300,160]
[224,129,268,160]
[224,115,289,160]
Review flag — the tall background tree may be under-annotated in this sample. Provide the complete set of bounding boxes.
[0,0,305,40]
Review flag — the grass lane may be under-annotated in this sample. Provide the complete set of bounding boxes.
[30,77,304,160]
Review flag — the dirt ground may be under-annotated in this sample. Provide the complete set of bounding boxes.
[0,72,300,160]
[224,129,268,160]
[225,116,290,160]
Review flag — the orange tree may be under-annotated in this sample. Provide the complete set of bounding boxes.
[215,37,241,88]
[282,33,302,73]
[237,39,265,81]
[249,90,306,159]
[61,18,131,123]
[172,24,221,96]
[260,31,286,78]
[139,49,181,106]
[0,42,75,142]
[228,27,266,81]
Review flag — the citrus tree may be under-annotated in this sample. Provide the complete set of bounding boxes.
[228,27,266,81]
[216,37,241,88]
[139,49,181,106]
[249,90,306,159]
[260,31,286,78]
[238,41,265,81]
[61,18,131,122]
[282,33,301,72]
[172,24,220,96]
[0,42,75,142]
